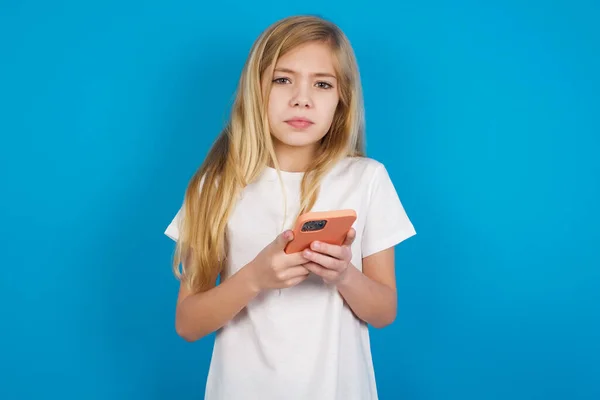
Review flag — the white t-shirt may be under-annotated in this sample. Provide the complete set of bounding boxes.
[165,156,416,400]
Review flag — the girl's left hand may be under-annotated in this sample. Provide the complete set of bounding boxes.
[302,228,356,285]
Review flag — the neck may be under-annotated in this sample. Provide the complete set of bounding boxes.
[271,141,319,172]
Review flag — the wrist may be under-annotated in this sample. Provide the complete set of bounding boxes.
[336,263,357,289]
[240,260,262,295]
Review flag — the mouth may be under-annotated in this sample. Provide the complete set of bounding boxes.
[285,117,314,129]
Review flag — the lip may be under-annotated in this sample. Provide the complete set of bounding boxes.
[285,117,314,129]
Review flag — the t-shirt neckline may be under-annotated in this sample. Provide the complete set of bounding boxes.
[261,166,305,182]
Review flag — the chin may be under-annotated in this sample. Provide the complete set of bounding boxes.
[281,138,320,148]
[272,131,323,149]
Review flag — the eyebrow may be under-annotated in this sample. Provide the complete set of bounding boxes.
[274,67,337,80]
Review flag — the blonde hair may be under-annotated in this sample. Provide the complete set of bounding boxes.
[173,15,366,292]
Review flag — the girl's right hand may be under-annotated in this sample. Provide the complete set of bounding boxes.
[246,230,309,292]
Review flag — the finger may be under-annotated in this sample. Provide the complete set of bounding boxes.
[303,249,343,271]
[304,262,338,281]
[342,228,356,247]
[282,251,309,267]
[284,274,309,288]
[309,241,346,260]
[280,266,309,281]
[274,230,294,250]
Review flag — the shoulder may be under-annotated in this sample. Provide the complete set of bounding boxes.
[350,156,386,172]
[328,156,388,184]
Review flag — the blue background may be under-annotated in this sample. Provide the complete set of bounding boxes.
[1,1,599,399]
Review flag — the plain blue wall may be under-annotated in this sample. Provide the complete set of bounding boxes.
[1,1,598,399]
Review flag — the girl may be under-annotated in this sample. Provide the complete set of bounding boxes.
[165,15,416,400]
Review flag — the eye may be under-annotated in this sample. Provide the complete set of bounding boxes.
[316,81,334,89]
[273,77,291,84]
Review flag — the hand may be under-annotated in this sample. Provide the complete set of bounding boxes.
[245,230,310,292]
[302,228,356,285]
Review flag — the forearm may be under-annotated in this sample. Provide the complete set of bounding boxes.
[175,264,259,342]
[336,265,397,328]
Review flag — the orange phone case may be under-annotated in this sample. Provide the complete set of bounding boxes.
[284,209,357,254]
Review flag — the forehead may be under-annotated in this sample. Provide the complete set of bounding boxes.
[275,42,337,75]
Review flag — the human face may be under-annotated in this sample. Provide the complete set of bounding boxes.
[266,41,340,153]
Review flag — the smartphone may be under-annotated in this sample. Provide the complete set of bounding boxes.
[284,209,357,254]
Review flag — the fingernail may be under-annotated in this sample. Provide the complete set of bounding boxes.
[312,242,320,250]
[304,250,312,257]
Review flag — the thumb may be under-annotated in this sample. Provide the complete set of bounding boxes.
[343,228,356,246]
[274,229,294,249]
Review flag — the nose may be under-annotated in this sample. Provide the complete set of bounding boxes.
[289,85,313,108]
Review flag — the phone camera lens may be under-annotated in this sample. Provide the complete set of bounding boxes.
[301,219,328,232]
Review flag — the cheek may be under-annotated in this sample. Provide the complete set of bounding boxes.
[267,90,286,122]
[320,95,340,124]
[266,96,279,125]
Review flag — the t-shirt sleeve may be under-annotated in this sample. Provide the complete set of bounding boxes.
[164,175,208,242]
[361,164,416,258]
[164,208,183,242]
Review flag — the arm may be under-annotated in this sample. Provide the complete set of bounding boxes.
[336,247,397,328]
[174,230,309,342]
[302,235,398,329]
[175,265,260,342]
